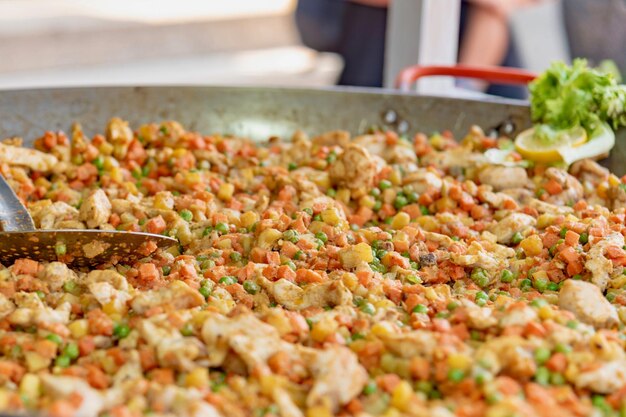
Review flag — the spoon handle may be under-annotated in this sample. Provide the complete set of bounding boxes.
[0,174,35,232]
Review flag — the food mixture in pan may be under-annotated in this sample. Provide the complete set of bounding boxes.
[0,118,625,417]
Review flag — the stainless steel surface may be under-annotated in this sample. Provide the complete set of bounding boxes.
[0,230,176,268]
[0,173,35,231]
[0,163,176,267]
[0,85,532,143]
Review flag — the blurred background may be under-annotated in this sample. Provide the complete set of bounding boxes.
[0,0,624,98]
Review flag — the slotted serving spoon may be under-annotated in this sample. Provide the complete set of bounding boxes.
[0,175,177,267]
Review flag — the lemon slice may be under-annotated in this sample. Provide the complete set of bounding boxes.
[515,125,587,163]
[557,122,615,165]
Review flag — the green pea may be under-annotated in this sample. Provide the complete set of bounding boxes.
[511,232,523,244]
[326,188,337,197]
[55,242,67,256]
[412,304,428,314]
[180,323,194,337]
[447,368,465,382]
[315,232,328,243]
[215,223,229,234]
[46,334,63,345]
[287,162,298,171]
[405,275,421,285]
[534,278,549,293]
[394,195,408,209]
[471,268,489,287]
[219,276,238,285]
[243,280,260,295]
[55,355,71,368]
[559,227,567,238]
[547,282,559,291]
[294,250,305,260]
[373,200,382,211]
[283,229,299,243]
[535,366,550,385]
[419,205,430,215]
[360,302,376,315]
[363,381,377,395]
[500,269,515,283]
[62,342,80,359]
[113,324,130,339]
[199,285,212,299]
[534,347,551,365]
[229,252,242,263]
[63,280,79,295]
[179,209,193,222]
[379,180,392,190]
[579,232,588,244]
[302,208,313,216]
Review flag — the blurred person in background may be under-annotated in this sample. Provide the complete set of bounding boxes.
[295,0,542,98]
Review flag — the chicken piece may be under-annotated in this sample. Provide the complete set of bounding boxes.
[40,375,106,417]
[329,143,377,191]
[606,183,626,210]
[559,279,618,328]
[139,316,202,372]
[85,269,129,291]
[286,130,312,163]
[131,281,204,315]
[201,312,296,370]
[89,281,132,309]
[311,130,350,148]
[450,241,513,272]
[8,292,71,326]
[570,159,609,185]
[378,330,438,359]
[353,134,417,164]
[502,188,534,205]
[299,345,368,412]
[402,169,443,194]
[40,262,78,292]
[574,360,626,394]
[528,198,574,215]
[460,300,497,329]
[478,166,529,191]
[543,167,584,205]
[79,189,112,229]
[0,142,58,172]
[585,232,625,290]
[0,294,15,319]
[420,147,485,170]
[475,336,537,379]
[488,213,536,244]
[261,278,352,310]
[499,305,538,328]
[32,201,80,229]
[476,188,518,210]
[423,232,455,249]
[106,117,134,160]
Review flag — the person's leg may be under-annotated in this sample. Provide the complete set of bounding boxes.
[336,3,387,87]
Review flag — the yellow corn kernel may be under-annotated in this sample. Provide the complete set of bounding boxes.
[608,174,621,187]
[417,216,438,232]
[69,319,89,339]
[260,374,285,396]
[306,405,333,417]
[0,389,9,409]
[240,211,259,229]
[312,174,331,189]
[101,355,117,374]
[389,169,402,185]
[424,287,438,301]
[520,235,543,256]
[383,407,402,417]
[597,182,609,199]
[390,380,413,411]
[321,208,341,226]
[127,396,147,413]
[536,213,556,229]
[341,273,358,291]
[370,321,394,337]
[102,301,127,321]
[124,181,139,196]
[339,242,374,268]
[258,228,282,249]
[310,317,338,343]
[374,299,395,309]
[618,307,626,325]
[24,352,51,373]
[359,195,376,209]
[336,188,351,205]
[610,275,626,289]
[110,167,123,183]
[19,374,41,401]
[184,171,202,187]
[218,183,235,201]
[266,309,292,336]
[216,238,232,249]
[241,168,254,181]
[532,270,549,281]
[390,212,410,229]
[447,354,472,372]
[538,305,554,320]
[99,142,114,156]
[154,192,175,210]
[349,339,367,353]
[172,148,187,158]
[186,368,209,389]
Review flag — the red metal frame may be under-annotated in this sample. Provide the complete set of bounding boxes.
[396,64,538,91]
